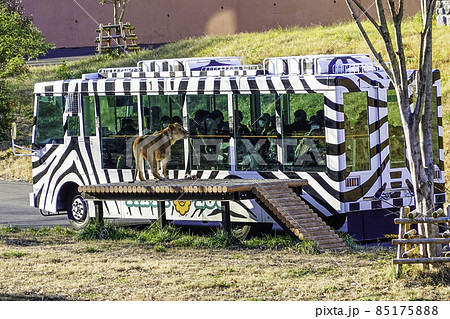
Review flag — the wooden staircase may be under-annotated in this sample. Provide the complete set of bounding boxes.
[252,183,348,252]
[96,22,140,56]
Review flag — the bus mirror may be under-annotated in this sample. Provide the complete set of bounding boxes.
[11,122,17,140]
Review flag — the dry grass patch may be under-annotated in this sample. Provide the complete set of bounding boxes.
[1,230,450,301]
[0,148,32,181]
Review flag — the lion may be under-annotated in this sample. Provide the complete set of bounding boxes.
[133,122,188,181]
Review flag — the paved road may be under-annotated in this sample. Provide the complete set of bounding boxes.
[0,180,70,228]
[27,55,93,67]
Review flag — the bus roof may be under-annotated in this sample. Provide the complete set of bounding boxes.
[84,54,385,80]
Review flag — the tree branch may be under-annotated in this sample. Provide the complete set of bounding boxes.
[415,0,436,119]
[344,0,394,80]
[348,0,382,29]
[118,0,129,24]
[374,0,402,82]
[387,0,409,100]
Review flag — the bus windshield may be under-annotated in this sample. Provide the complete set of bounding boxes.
[34,96,64,147]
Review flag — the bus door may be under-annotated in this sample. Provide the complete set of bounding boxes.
[343,84,393,239]
[342,85,383,200]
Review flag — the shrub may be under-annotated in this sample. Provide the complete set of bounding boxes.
[139,223,181,244]
[337,231,360,250]
[54,60,73,80]
[0,80,15,139]
[76,222,132,241]
[202,230,242,249]
[1,224,20,233]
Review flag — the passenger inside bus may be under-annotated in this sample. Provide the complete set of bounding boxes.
[211,110,229,135]
[118,117,138,136]
[171,116,182,125]
[235,110,250,136]
[187,95,231,170]
[166,115,185,169]
[281,94,326,171]
[239,113,278,171]
[159,116,171,130]
[150,106,162,132]
[284,109,310,134]
[293,120,326,167]
[252,113,271,136]
[190,109,209,135]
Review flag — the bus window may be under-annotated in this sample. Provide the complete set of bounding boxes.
[387,90,406,168]
[141,95,185,170]
[432,86,439,166]
[281,93,326,172]
[82,96,96,136]
[188,94,230,170]
[99,95,138,169]
[67,116,80,137]
[344,92,370,172]
[234,94,278,171]
[142,95,183,134]
[34,96,64,147]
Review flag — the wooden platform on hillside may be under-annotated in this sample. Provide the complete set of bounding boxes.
[79,179,347,251]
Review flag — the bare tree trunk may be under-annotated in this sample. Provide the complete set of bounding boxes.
[419,0,441,260]
[113,2,118,25]
[119,0,128,23]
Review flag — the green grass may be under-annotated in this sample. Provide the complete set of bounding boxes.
[6,13,450,120]
[2,251,29,258]
[1,225,21,233]
[76,221,134,241]
[84,246,102,253]
[1,223,329,253]
[285,267,333,278]
[74,221,321,251]
[337,231,360,250]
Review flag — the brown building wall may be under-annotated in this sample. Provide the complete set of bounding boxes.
[22,0,421,49]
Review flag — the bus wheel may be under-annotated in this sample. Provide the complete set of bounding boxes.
[231,223,251,240]
[67,192,91,230]
[323,214,347,231]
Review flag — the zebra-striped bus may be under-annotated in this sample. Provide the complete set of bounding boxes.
[28,54,445,240]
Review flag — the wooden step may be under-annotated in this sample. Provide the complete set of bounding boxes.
[265,201,311,211]
[273,207,314,216]
[283,217,324,225]
[282,210,317,217]
[100,45,124,50]
[270,200,310,208]
[252,183,347,251]
[125,46,140,51]
[100,35,123,40]
[309,235,340,242]
[284,213,322,221]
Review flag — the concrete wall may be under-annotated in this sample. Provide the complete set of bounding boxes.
[437,0,450,25]
[22,0,421,49]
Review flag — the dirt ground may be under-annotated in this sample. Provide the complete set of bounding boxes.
[1,232,450,301]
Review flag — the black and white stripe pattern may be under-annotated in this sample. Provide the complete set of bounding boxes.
[32,56,445,230]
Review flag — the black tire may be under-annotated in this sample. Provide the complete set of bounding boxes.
[231,222,274,240]
[231,223,252,240]
[67,190,91,230]
[250,223,274,235]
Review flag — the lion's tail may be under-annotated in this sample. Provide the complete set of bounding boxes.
[132,136,145,181]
